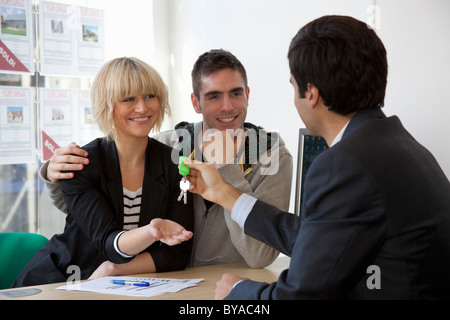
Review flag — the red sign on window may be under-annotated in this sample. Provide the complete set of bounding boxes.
[0,40,30,73]
[42,130,60,161]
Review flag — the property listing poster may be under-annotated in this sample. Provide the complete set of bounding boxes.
[77,6,104,75]
[40,88,73,156]
[0,86,35,164]
[0,0,34,74]
[77,89,100,146]
[39,88,101,161]
[39,1,104,76]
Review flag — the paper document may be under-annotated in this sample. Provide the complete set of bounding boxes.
[57,276,204,298]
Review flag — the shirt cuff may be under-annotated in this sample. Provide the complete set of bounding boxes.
[113,231,135,259]
[233,279,244,288]
[230,193,257,229]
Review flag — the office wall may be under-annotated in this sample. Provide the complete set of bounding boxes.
[155,0,450,212]
[377,0,450,179]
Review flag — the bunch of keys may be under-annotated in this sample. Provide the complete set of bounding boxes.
[177,156,191,204]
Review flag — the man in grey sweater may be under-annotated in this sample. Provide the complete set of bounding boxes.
[41,49,293,269]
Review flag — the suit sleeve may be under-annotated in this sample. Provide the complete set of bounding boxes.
[243,200,301,256]
[226,150,387,299]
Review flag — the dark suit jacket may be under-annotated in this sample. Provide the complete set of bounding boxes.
[227,108,450,299]
[13,137,193,287]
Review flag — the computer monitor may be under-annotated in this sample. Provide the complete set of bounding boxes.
[294,128,328,216]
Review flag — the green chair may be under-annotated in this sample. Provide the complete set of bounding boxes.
[0,232,48,289]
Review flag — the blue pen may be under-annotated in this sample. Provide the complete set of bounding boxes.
[112,280,150,287]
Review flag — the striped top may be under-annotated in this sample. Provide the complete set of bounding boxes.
[123,187,142,230]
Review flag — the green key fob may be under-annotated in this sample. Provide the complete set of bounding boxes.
[179,156,190,176]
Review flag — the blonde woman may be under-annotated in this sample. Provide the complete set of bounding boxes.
[13,57,193,287]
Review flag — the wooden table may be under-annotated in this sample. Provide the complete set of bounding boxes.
[0,256,290,300]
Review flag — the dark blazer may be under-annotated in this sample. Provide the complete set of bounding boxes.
[227,108,450,299]
[13,137,193,287]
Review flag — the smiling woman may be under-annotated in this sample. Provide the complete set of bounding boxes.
[91,57,171,141]
[113,93,160,141]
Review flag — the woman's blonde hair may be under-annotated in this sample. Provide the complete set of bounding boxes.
[91,57,171,140]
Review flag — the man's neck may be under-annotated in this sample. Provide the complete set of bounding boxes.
[321,113,355,147]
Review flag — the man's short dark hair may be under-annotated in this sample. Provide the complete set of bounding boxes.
[288,15,388,115]
[191,49,248,98]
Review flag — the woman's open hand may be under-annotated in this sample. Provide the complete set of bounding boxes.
[149,218,193,246]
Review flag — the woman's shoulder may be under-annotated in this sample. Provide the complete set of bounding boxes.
[147,137,180,183]
[81,137,118,157]
[82,137,109,149]
[149,137,177,162]
[80,138,119,172]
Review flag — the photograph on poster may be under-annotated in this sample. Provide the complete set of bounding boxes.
[1,6,26,36]
[6,106,23,123]
[82,24,98,42]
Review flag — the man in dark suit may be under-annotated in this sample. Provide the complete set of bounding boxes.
[184,15,450,299]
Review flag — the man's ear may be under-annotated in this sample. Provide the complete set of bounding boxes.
[191,93,202,114]
[305,83,321,109]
